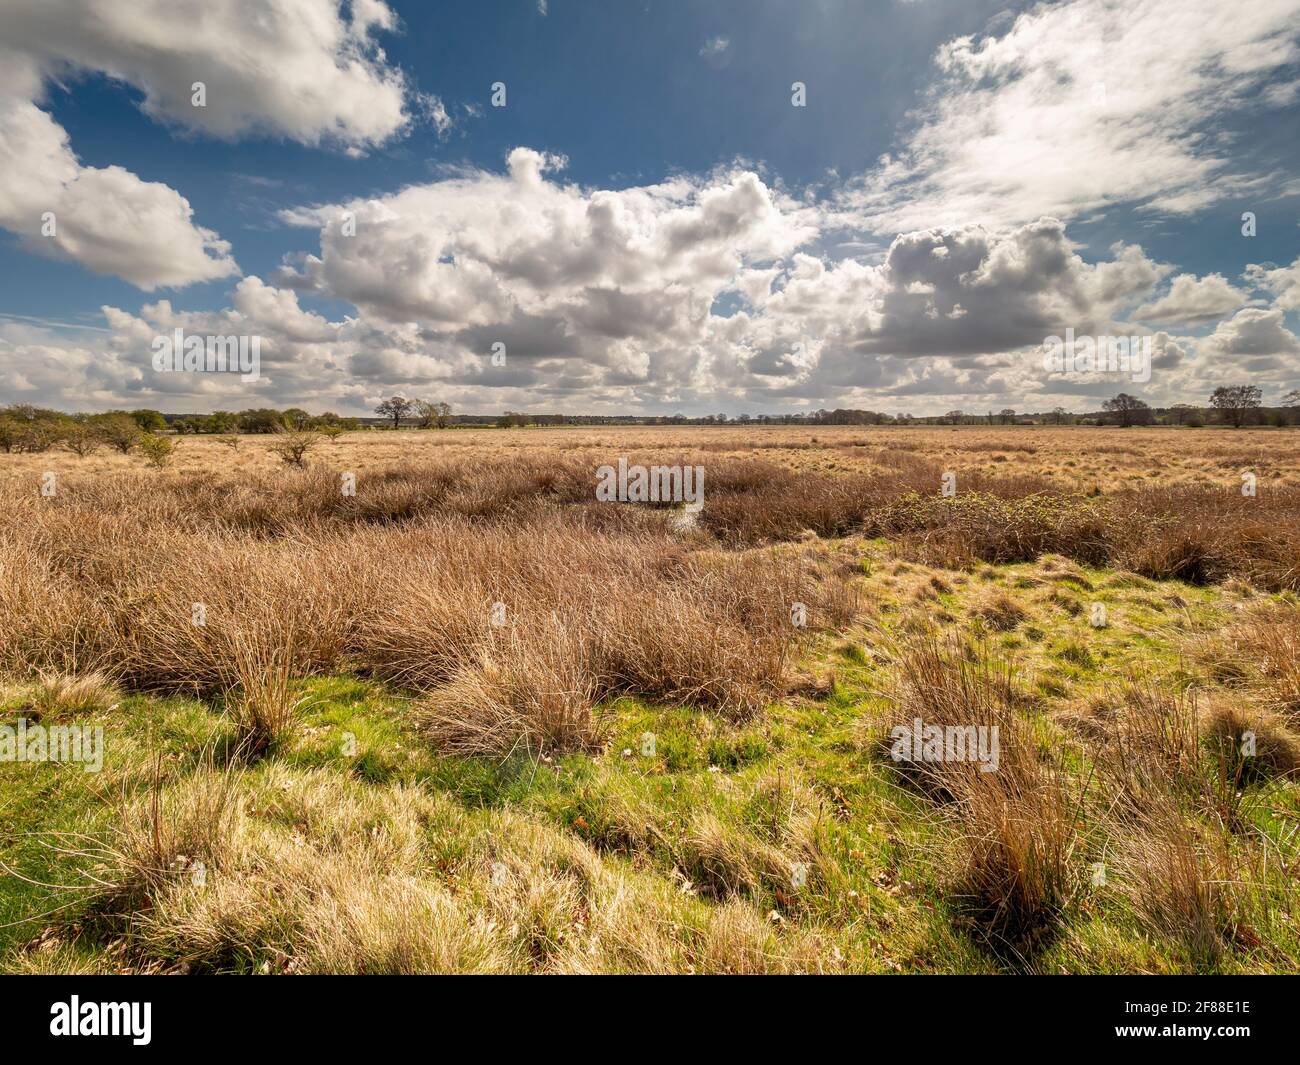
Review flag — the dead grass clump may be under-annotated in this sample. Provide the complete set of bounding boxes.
[885,492,1110,570]
[1107,802,1243,969]
[948,749,1079,963]
[1240,604,1300,718]
[82,760,238,923]
[418,617,600,757]
[881,634,1020,800]
[1091,684,1206,818]
[0,537,111,675]
[363,521,805,750]
[699,459,936,544]
[1117,486,1300,592]
[350,525,496,690]
[31,671,119,719]
[975,593,1028,631]
[1124,521,1223,585]
[297,874,504,974]
[1190,602,1300,719]
[112,531,359,693]
[594,550,800,717]
[226,627,311,757]
[56,768,493,973]
[885,634,1080,958]
[683,812,812,902]
[1203,701,1300,785]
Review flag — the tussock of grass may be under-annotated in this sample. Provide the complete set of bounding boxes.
[883,634,1080,961]
[1203,701,1300,785]
[30,671,119,719]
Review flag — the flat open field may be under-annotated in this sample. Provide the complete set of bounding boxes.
[4,425,1300,973]
[6,424,1300,489]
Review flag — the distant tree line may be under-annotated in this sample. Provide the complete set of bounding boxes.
[0,405,366,455]
[480,388,1300,429]
[5,385,1298,453]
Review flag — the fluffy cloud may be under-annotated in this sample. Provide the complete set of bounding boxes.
[5,0,1298,416]
[842,0,1300,231]
[260,155,1196,411]
[1245,255,1300,311]
[1135,273,1252,324]
[276,149,816,374]
[12,134,1297,418]
[1199,307,1300,361]
[0,327,137,408]
[0,50,238,289]
[0,0,413,288]
[0,0,411,146]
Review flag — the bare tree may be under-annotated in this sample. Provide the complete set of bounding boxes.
[1283,390,1300,427]
[415,400,437,429]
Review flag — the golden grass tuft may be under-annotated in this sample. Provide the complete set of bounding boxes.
[886,634,1081,959]
[31,670,119,719]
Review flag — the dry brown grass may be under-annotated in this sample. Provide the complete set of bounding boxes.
[1203,701,1300,785]
[6,425,1300,977]
[7,424,1299,489]
[1107,801,1244,968]
[419,616,601,756]
[1192,601,1300,719]
[29,671,119,720]
[1240,604,1300,718]
[8,428,1300,579]
[0,460,827,755]
[883,634,1081,960]
[974,593,1028,631]
[5,427,1300,766]
[226,626,313,757]
[1090,684,1208,819]
[43,763,838,974]
[1061,680,1296,968]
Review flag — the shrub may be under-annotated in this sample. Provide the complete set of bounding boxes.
[138,435,175,469]
[270,430,322,468]
[0,406,65,453]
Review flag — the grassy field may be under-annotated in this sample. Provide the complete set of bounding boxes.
[3,425,1300,974]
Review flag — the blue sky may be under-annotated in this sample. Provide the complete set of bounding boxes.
[1,0,1298,416]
